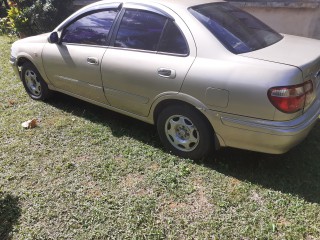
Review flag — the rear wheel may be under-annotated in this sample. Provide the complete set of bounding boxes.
[21,62,51,100]
[157,104,214,160]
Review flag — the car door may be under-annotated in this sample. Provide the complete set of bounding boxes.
[101,5,196,116]
[42,8,120,104]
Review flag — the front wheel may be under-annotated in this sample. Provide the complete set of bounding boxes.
[157,104,214,160]
[21,62,51,100]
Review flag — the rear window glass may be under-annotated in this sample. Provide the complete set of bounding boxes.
[189,3,283,54]
[158,20,189,55]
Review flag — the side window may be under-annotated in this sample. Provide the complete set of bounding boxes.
[62,10,119,45]
[114,9,167,51]
[158,21,189,55]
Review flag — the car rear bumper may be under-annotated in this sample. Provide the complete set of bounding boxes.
[207,96,320,154]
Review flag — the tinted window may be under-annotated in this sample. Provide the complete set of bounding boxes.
[189,3,283,54]
[158,21,188,55]
[114,9,167,51]
[62,10,119,45]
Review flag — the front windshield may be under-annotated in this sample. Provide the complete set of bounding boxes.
[189,3,283,54]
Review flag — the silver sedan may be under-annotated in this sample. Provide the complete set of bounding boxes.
[10,0,320,159]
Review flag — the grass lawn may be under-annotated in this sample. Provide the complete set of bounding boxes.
[1,34,320,239]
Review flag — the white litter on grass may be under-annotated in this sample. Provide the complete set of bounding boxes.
[21,119,40,129]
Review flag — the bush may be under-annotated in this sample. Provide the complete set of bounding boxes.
[0,1,9,35]
[0,17,8,35]
[0,1,9,18]
[6,4,30,36]
[6,0,74,37]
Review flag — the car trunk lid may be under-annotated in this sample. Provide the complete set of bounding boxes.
[241,34,320,77]
[241,34,320,111]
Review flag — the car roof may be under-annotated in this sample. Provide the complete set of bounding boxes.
[57,0,224,31]
[92,0,224,9]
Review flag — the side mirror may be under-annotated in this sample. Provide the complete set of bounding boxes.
[48,32,59,44]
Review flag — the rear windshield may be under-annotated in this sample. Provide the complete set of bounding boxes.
[189,3,283,54]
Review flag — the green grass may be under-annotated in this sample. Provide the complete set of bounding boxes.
[1,34,320,239]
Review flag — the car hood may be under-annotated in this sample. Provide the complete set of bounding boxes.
[241,34,320,79]
[14,33,51,44]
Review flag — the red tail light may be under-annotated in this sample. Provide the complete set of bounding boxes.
[268,81,314,113]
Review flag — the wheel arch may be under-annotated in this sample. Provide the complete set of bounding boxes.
[16,52,34,66]
[16,54,52,87]
[152,93,207,123]
[16,56,37,79]
[16,56,33,70]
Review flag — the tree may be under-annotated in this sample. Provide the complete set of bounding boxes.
[6,0,74,36]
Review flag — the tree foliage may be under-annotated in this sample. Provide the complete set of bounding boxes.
[2,0,74,36]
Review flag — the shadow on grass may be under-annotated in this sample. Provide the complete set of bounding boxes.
[46,93,320,204]
[0,193,21,240]
[204,121,320,204]
[46,93,160,146]
[204,139,320,204]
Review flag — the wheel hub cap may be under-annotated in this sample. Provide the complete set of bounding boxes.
[165,115,200,152]
[25,70,41,96]
[177,126,189,140]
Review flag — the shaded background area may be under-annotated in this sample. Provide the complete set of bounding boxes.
[0,193,21,240]
[228,0,320,40]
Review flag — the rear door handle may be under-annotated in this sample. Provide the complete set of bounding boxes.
[158,68,176,79]
[87,57,99,65]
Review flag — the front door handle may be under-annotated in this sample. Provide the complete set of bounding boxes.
[158,68,176,79]
[87,57,99,65]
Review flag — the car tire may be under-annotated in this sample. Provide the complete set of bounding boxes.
[157,104,214,160]
[21,62,51,100]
